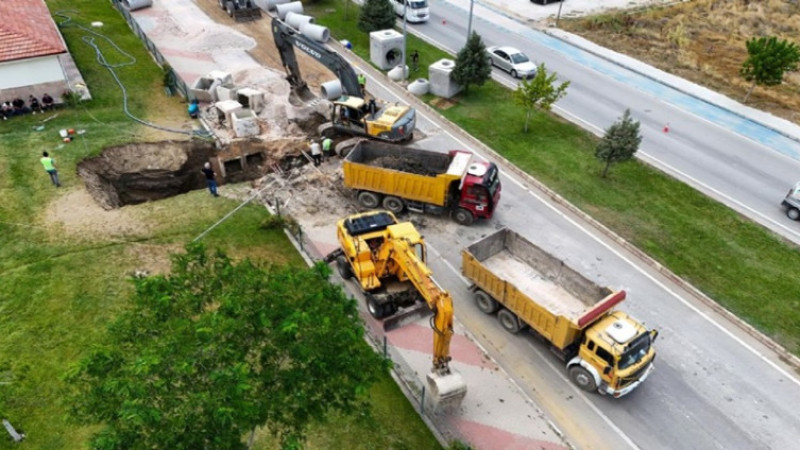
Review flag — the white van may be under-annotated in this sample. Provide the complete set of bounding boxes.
[394,0,429,23]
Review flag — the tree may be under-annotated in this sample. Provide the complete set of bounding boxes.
[67,244,388,449]
[740,36,800,103]
[512,63,570,132]
[358,0,396,33]
[451,32,492,94]
[595,109,642,178]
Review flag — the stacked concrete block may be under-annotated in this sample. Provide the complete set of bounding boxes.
[237,88,265,114]
[231,110,260,138]
[214,100,243,129]
[216,85,239,102]
[429,59,461,98]
[370,29,404,70]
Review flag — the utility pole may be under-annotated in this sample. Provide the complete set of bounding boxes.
[402,0,408,80]
[466,0,474,45]
[556,0,565,27]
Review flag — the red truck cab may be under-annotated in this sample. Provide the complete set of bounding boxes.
[451,150,502,224]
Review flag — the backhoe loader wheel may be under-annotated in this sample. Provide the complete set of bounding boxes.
[367,296,390,319]
[358,191,381,209]
[452,208,474,226]
[569,366,598,392]
[474,290,499,314]
[382,196,404,214]
[497,309,522,334]
[336,256,353,279]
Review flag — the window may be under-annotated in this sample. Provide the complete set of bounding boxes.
[595,346,614,366]
[587,340,595,351]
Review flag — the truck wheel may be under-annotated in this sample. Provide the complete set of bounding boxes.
[367,295,389,319]
[218,0,226,9]
[358,191,381,209]
[226,1,235,16]
[452,208,475,226]
[497,309,522,334]
[788,207,800,220]
[382,196,405,214]
[569,366,598,392]
[474,290,499,314]
[336,256,353,279]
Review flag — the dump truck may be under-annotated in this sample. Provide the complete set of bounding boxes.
[325,210,467,412]
[343,140,501,225]
[462,228,658,397]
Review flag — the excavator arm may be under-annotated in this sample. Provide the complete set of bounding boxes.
[271,17,361,99]
[376,239,455,375]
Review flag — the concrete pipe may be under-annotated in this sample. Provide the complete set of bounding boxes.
[408,79,430,96]
[320,80,343,100]
[285,12,314,30]
[265,0,291,11]
[275,1,303,20]
[126,0,153,11]
[300,22,330,43]
[388,65,409,81]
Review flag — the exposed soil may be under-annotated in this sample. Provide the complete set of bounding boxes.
[43,188,152,239]
[560,0,800,124]
[366,155,443,176]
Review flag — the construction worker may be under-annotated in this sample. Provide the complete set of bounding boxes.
[310,140,322,167]
[40,151,61,187]
[357,73,366,96]
[322,137,333,159]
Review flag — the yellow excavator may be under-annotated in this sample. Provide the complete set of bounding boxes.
[325,210,467,410]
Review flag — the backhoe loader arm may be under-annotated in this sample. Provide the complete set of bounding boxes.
[378,239,455,375]
[271,17,362,97]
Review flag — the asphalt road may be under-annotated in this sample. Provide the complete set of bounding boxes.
[399,1,800,246]
[351,36,800,450]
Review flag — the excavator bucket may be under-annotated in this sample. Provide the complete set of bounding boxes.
[426,371,467,414]
[383,302,432,332]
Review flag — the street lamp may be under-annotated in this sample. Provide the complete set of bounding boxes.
[466,0,474,45]
[402,0,408,81]
[556,0,565,28]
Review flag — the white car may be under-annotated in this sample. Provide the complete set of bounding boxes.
[486,46,537,79]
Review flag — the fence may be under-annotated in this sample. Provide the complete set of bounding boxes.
[109,0,190,99]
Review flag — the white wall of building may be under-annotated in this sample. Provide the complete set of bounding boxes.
[0,55,64,89]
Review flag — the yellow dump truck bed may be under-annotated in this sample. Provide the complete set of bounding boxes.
[462,228,620,350]
[343,141,471,207]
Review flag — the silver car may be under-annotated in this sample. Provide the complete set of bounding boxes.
[486,46,537,79]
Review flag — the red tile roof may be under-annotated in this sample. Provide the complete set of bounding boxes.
[0,0,67,63]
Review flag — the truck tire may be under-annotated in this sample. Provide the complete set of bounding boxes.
[218,0,226,9]
[474,290,499,314]
[452,208,475,226]
[336,255,353,279]
[358,191,381,209]
[569,365,598,392]
[226,1,235,17]
[497,309,523,334]
[788,207,800,220]
[382,196,405,214]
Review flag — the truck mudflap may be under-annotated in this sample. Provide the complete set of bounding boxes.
[603,363,655,398]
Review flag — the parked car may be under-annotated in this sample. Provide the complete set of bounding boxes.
[486,46,537,79]
[781,181,800,220]
[393,0,429,23]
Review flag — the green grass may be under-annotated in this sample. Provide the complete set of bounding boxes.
[310,1,800,354]
[0,1,440,448]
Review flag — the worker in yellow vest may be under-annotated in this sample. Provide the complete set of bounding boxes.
[357,73,366,96]
[40,151,61,187]
[322,137,333,160]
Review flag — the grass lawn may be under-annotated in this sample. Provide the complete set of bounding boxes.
[310,1,800,355]
[0,1,440,448]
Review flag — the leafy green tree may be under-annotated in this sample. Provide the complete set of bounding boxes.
[358,0,396,33]
[451,32,492,94]
[512,63,570,132]
[740,36,800,103]
[595,109,642,178]
[67,244,388,449]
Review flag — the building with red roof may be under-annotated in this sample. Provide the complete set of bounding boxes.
[0,0,81,104]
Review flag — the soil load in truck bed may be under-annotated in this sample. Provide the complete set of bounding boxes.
[481,251,589,321]
[348,142,453,177]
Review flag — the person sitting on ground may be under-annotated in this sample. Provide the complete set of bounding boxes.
[29,95,42,114]
[188,99,199,119]
[1,101,12,120]
[11,97,27,116]
[41,93,54,111]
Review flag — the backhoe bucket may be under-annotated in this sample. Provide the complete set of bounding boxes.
[290,85,316,105]
[383,302,432,332]
[426,371,467,414]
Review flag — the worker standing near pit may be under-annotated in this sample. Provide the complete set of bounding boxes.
[357,72,366,96]
[322,137,333,160]
[310,140,322,167]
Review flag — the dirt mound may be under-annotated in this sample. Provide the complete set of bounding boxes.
[77,140,216,209]
[43,188,151,239]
